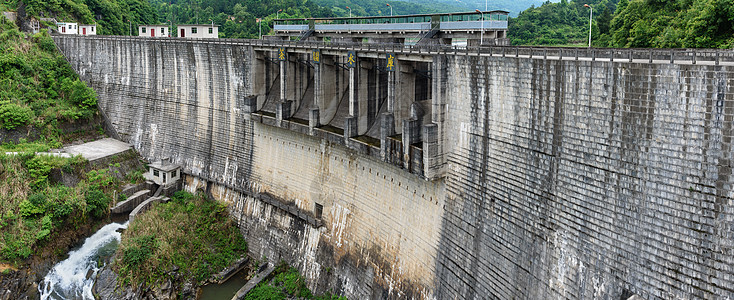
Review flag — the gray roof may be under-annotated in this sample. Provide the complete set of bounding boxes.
[148,160,180,172]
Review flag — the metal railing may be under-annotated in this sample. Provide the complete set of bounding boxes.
[52,35,734,66]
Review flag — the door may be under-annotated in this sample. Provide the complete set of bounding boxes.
[62,27,65,33]
[180,28,185,37]
[82,27,86,35]
[151,28,155,37]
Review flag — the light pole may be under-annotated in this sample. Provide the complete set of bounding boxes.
[584,4,592,47]
[476,9,484,45]
[347,6,351,18]
[277,9,282,19]
[168,19,172,37]
[386,3,392,16]
[485,0,487,10]
[128,19,131,36]
[258,18,262,39]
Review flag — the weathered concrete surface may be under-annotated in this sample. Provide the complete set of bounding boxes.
[111,189,150,214]
[128,196,169,222]
[54,36,444,299]
[55,35,734,299]
[64,138,131,161]
[434,55,734,299]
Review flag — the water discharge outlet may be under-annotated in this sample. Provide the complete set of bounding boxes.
[39,222,128,300]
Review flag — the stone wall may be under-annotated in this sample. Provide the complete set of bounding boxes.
[55,36,734,299]
[435,55,734,299]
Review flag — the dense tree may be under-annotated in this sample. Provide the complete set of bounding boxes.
[511,0,734,48]
[149,0,336,38]
[509,0,617,46]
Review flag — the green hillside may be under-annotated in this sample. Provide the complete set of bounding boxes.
[508,0,734,48]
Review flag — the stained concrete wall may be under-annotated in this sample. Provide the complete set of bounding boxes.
[54,36,444,299]
[435,55,734,299]
[55,35,734,299]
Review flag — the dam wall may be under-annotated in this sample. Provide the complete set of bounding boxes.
[434,55,734,299]
[54,36,445,299]
[55,36,734,299]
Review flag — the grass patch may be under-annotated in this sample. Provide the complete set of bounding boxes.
[115,191,248,288]
[245,262,347,300]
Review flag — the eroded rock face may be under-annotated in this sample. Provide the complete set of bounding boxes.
[94,267,140,300]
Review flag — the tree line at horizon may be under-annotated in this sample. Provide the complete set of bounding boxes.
[3,0,732,48]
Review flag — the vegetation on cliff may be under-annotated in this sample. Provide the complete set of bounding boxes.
[1,0,158,35]
[0,16,98,136]
[0,14,140,266]
[114,191,248,288]
[0,151,143,264]
[509,0,734,48]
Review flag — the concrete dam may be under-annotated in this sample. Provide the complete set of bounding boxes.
[54,35,734,299]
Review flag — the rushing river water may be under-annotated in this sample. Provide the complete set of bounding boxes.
[39,222,128,300]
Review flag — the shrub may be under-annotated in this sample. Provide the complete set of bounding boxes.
[84,188,111,218]
[0,101,33,130]
[245,283,285,300]
[19,199,45,217]
[33,33,57,53]
[65,80,97,111]
[23,156,52,189]
[35,215,53,241]
[273,266,312,298]
[122,235,158,267]
[86,169,114,190]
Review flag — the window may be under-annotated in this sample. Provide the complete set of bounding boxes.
[314,203,323,219]
[68,25,72,29]
[92,27,95,31]
[208,28,212,34]
[153,169,159,177]
[142,27,146,33]
[163,173,167,183]
[192,27,197,34]
[161,28,165,34]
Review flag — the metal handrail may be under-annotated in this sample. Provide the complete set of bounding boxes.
[52,35,734,65]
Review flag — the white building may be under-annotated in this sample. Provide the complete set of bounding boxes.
[177,24,218,38]
[57,22,77,35]
[144,160,181,186]
[78,24,97,35]
[138,25,169,37]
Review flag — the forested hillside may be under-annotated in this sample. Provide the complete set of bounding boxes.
[2,0,158,35]
[150,0,333,39]
[610,0,734,48]
[509,0,734,48]
[508,0,617,46]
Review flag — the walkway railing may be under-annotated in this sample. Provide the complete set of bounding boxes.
[53,35,734,66]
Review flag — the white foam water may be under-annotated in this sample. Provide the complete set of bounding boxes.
[39,221,128,300]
